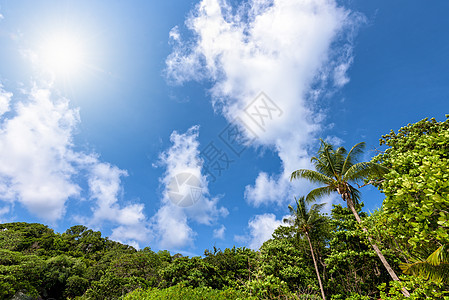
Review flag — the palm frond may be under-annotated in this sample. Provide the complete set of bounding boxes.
[306,186,336,203]
[287,204,295,215]
[336,146,347,156]
[296,196,308,220]
[342,142,366,175]
[348,185,361,205]
[285,196,326,237]
[311,155,335,178]
[311,140,340,178]
[321,140,338,177]
[285,197,306,226]
[290,169,333,185]
[343,162,389,183]
[283,215,293,225]
[401,261,448,283]
[310,202,326,212]
[427,245,447,265]
[333,146,347,175]
[400,261,449,284]
[400,246,449,284]
[308,203,326,224]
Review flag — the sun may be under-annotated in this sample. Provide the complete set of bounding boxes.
[39,32,87,76]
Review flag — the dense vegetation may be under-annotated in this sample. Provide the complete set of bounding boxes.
[0,117,448,299]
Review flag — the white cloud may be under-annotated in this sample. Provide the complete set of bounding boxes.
[0,84,150,247]
[169,26,181,42]
[0,88,81,220]
[333,61,352,87]
[84,162,152,246]
[110,224,151,250]
[244,172,286,207]
[166,0,362,207]
[0,206,9,215]
[0,85,12,116]
[153,204,196,249]
[325,135,344,146]
[0,205,10,223]
[0,206,10,223]
[235,213,284,250]
[154,126,228,249]
[213,224,226,239]
[158,126,204,190]
[88,162,142,226]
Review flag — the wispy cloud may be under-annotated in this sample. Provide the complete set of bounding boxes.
[325,135,344,146]
[0,84,12,116]
[166,0,363,208]
[213,224,226,239]
[0,205,10,223]
[154,126,227,249]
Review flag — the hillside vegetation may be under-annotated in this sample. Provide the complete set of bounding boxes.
[1,117,448,299]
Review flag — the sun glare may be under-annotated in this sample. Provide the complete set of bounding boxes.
[39,33,86,76]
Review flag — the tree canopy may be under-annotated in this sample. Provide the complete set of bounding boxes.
[0,116,448,299]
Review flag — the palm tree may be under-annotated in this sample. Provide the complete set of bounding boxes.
[291,139,410,297]
[284,196,327,300]
[400,245,449,284]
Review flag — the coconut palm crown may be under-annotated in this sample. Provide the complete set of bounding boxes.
[284,197,326,236]
[291,139,387,207]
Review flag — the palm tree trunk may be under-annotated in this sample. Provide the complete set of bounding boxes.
[344,193,410,297]
[305,231,326,300]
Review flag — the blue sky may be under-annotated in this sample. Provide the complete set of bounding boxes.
[0,0,447,255]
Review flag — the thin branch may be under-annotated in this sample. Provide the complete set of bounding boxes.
[356,179,385,188]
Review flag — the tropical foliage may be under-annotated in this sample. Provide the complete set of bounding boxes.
[400,245,449,284]
[373,117,449,252]
[290,139,407,296]
[324,204,395,298]
[284,196,327,300]
[123,284,257,300]
[0,116,448,299]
